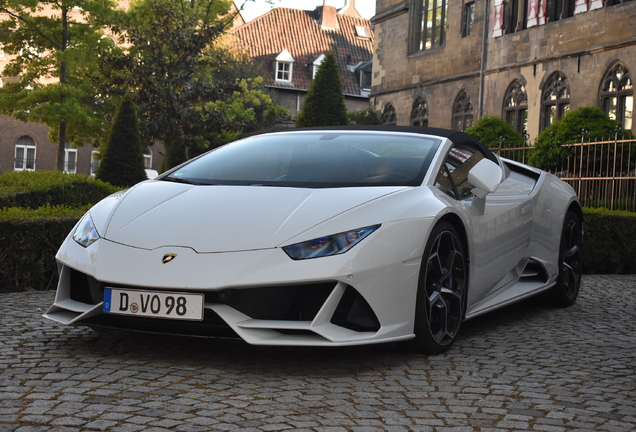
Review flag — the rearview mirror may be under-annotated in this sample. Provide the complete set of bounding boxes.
[468,158,502,199]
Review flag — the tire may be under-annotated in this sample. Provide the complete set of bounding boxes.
[409,221,467,354]
[547,211,583,307]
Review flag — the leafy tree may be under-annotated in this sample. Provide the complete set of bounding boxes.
[99,0,287,169]
[296,52,347,127]
[347,108,381,125]
[96,95,147,187]
[529,106,634,170]
[465,115,525,149]
[0,0,116,170]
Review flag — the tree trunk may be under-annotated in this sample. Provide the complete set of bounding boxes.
[56,8,69,171]
[57,121,67,171]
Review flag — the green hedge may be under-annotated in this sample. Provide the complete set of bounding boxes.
[0,170,119,209]
[582,207,636,274]
[0,208,87,292]
[0,171,634,291]
[0,171,121,292]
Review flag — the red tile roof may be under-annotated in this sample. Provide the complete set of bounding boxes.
[230,6,373,97]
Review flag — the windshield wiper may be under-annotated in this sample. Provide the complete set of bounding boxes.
[161,176,208,185]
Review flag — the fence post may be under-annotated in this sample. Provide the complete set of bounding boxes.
[612,126,621,210]
[578,129,587,199]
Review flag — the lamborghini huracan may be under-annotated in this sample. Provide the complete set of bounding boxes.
[45,126,583,354]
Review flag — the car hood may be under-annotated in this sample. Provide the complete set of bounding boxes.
[100,181,406,253]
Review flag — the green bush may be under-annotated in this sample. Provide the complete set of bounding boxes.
[0,171,119,210]
[347,108,381,125]
[465,115,525,149]
[296,52,348,127]
[529,107,634,170]
[0,171,121,292]
[0,208,87,292]
[96,94,148,188]
[582,207,636,274]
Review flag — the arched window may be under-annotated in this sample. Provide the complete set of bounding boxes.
[600,63,633,130]
[14,136,36,171]
[542,72,570,130]
[381,103,397,125]
[503,80,528,134]
[411,98,429,127]
[452,90,473,131]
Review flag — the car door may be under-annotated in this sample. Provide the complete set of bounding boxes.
[434,143,534,307]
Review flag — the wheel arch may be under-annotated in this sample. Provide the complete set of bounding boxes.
[437,212,469,258]
[567,201,583,225]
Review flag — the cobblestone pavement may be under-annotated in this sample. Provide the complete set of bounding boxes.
[1,275,635,432]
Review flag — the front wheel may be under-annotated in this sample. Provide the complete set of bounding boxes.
[546,211,582,307]
[409,222,467,354]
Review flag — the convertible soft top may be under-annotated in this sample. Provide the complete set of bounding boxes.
[291,125,499,164]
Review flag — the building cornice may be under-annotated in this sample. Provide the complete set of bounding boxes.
[370,1,409,24]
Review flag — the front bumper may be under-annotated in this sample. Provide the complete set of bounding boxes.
[45,219,433,346]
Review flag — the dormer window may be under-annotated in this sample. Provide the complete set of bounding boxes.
[275,49,294,83]
[312,54,326,79]
[355,62,373,93]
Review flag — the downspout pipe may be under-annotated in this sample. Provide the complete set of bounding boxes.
[478,0,491,118]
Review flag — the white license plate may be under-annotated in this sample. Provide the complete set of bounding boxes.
[103,288,204,321]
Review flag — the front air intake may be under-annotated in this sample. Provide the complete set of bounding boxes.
[331,286,380,332]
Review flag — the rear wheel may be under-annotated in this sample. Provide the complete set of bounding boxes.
[547,211,582,307]
[409,222,467,354]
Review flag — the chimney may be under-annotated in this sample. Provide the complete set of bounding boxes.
[338,0,361,17]
[320,4,338,30]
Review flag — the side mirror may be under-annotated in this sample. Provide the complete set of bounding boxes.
[468,158,502,199]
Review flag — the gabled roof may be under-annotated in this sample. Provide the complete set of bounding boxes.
[229,6,373,97]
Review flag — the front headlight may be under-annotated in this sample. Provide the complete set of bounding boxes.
[73,212,101,248]
[282,225,380,260]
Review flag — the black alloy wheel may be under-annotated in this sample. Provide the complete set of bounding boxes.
[549,210,582,307]
[410,221,467,354]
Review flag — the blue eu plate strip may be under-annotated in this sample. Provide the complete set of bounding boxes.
[103,288,112,312]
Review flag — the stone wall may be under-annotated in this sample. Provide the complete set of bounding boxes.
[371,0,636,141]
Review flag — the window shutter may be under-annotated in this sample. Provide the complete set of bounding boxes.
[574,0,588,13]
[527,0,538,27]
[538,0,547,25]
[590,0,603,10]
[492,0,505,37]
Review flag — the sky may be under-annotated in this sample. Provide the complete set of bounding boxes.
[237,0,376,22]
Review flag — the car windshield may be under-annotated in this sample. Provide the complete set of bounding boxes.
[164,131,441,188]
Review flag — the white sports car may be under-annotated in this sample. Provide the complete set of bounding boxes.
[45,127,583,354]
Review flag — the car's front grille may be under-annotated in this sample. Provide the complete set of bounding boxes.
[67,268,379,335]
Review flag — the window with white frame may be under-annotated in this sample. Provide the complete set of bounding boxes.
[64,143,77,173]
[91,150,100,176]
[275,49,294,83]
[14,136,36,171]
[312,54,325,79]
[144,150,153,169]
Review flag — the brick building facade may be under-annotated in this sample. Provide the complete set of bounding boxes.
[0,1,244,176]
[371,0,635,142]
[230,1,374,120]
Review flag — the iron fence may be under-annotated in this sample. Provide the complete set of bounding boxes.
[492,138,636,212]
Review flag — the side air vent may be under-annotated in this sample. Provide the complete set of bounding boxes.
[519,259,549,284]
